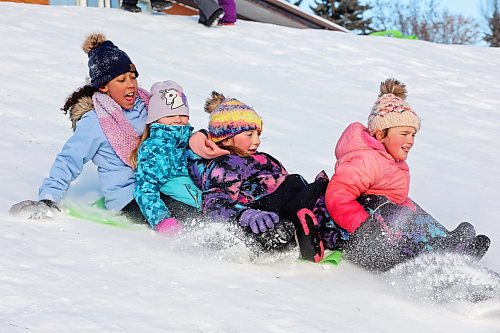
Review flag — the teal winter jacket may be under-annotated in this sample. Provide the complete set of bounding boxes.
[134,123,201,228]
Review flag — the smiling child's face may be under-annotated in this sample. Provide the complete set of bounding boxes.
[376,126,416,161]
[223,130,261,155]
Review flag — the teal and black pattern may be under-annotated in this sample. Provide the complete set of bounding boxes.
[134,123,201,228]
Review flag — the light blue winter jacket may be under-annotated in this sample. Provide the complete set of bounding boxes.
[38,97,147,211]
[134,123,202,228]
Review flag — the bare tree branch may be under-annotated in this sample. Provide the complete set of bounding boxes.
[368,0,480,45]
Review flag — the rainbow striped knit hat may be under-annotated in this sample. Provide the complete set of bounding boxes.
[208,98,263,143]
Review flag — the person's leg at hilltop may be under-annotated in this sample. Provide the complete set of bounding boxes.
[121,0,142,12]
[217,0,236,25]
[195,0,224,27]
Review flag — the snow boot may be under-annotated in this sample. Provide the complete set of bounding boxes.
[121,2,142,12]
[464,234,490,260]
[447,221,476,250]
[295,208,324,263]
[151,0,173,12]
[202,8,224,27]
[432,221,476,252]
[253,219,295,251]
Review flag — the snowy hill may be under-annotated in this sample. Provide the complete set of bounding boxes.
[1,3,500,332]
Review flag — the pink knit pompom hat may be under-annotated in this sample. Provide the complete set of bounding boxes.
[367,78,421,134]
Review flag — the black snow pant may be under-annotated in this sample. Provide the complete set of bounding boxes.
[194,0,222,23]
[342,194,472,272]
[121,194,201,227]
[241,174,327,251]
[248,174,328,223]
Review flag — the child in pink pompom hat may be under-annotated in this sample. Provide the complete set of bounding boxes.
[322,78,490,272]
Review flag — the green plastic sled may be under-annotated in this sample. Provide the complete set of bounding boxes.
[320,250,343,266]
[65,198,139,230]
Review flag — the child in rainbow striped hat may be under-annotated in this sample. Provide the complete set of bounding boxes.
[186,91,328,262]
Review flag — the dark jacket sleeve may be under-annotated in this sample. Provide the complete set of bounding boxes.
[202,155,247,223]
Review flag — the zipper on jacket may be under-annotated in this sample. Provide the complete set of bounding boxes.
[185,184,201,209]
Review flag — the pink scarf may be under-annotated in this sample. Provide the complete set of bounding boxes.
[92,88,150,167]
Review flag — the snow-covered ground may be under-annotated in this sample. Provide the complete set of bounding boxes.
[1,3,500,332]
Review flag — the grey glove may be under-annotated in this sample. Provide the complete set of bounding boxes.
[9,199,61,219]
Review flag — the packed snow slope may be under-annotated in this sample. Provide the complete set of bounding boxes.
[1,3,500,332]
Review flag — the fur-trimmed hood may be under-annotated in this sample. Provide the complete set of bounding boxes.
[69,96,94,131]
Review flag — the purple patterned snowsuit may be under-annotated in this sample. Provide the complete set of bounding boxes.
[186,151,287,222]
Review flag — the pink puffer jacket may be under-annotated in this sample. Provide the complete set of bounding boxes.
[325,122,415,233]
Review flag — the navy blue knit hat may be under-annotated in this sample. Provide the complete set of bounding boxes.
[82,33,139,88]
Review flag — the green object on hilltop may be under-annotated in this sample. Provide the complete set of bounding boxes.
[369,29,418,40]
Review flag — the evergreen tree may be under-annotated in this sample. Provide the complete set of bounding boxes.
[484,0,500,47]
[310,0,373,34]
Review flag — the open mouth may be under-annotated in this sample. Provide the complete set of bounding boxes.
[124,92,135,103]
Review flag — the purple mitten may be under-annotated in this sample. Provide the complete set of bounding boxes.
[240,209,279,234]
[155,217,181,235]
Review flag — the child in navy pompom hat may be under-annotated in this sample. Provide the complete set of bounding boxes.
[10,33,152,224]
[83,34,139,89]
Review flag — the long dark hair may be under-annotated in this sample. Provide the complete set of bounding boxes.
[61,84,98,116]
